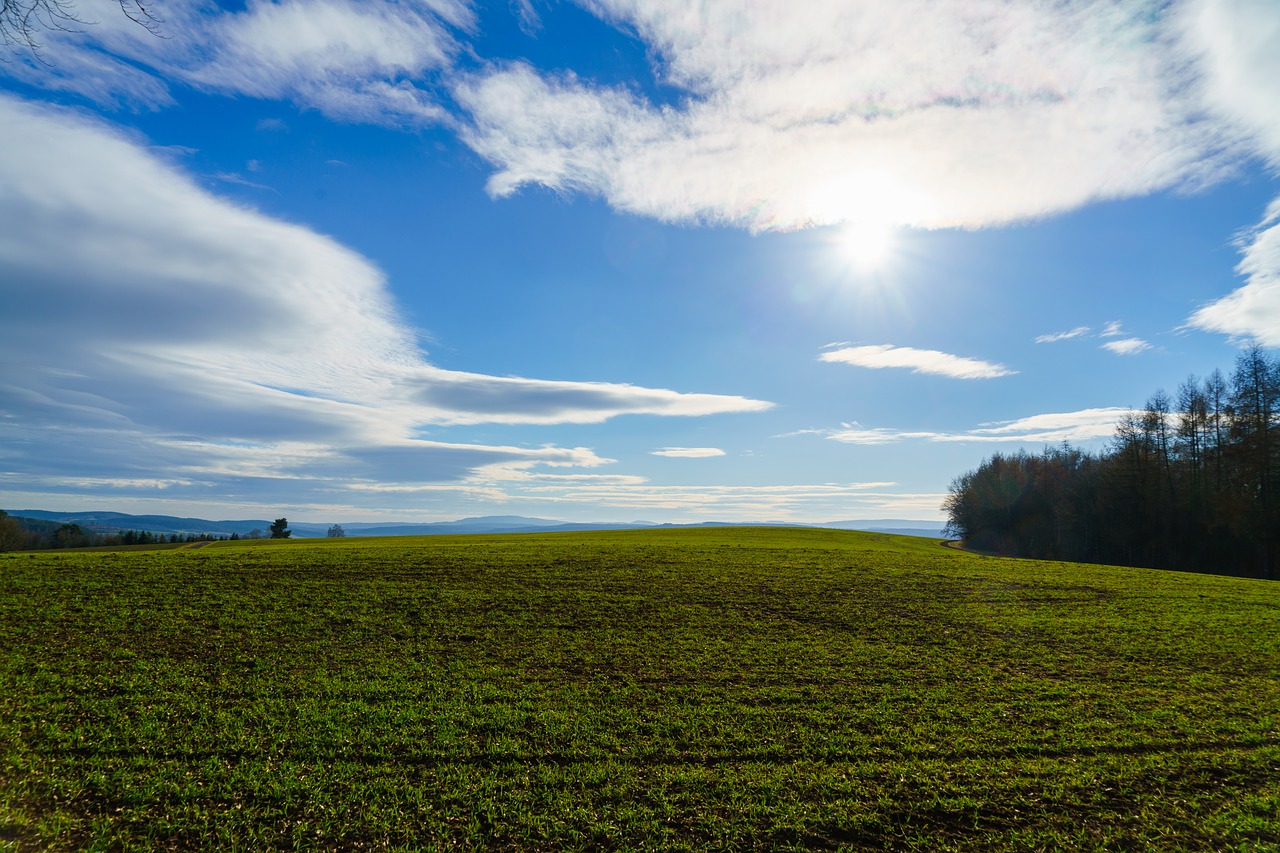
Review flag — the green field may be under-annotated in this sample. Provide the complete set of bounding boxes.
[2,527,1278,851]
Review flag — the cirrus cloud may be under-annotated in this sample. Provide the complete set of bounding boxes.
[820,344,1015,379]
[1101,337,1154,356]
[183,0,471,124]
[650,447,726,458]
[0,94,769,501]
[1,0,472,125]
[1035,326,1091,344]
[824,407,1130,446]
[487,477,930,520]
[1187,198,1280,345]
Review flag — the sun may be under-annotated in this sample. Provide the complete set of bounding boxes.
[807,169,928,273]
[838,221,896,270]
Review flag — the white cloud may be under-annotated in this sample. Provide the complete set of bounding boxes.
[213,172,276,192]
[1035,326,1091,344]
[2,0,471,125]
[0,95,770,499]
[1187,198,1280,345]
[1101,337,1153,355]
[184,0,474,124]
[402,369,769,426]
[0,0,178,109]
[487,478,929,520]
[1034,322,1155,353]
[5,0,1273,239]
[1178,0,1280,171]
[967,408,1132,441]
[820,344,1014,379]
[826,407,1129,446]
[305,468,937,522]
[1176,0,1280,346]
[512,0,542,35]
[193,0,459,87]
[825,428,940,446]
[484,472,649,486]
[650,447,726,458]
[455,0,1223,231]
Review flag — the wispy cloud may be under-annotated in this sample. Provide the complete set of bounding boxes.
[1101,337,1153,355]
[1035,322,1154,354]
[824,428,940,446]
[1099,321,1125,338]
[824,407,1129,446]
[187,0,473,124]
[511,0,541,35]
[3,0,471,125]
[300,457,932,521]
[967,408,1132,441]
[469,476,934,520]
[213,172,276,192]
[1187,198,1280,345]
[0,96,769,500]
[402,370,769,426]
[1094,321,1155,354]
[820,345,1015,379]
[650,447,726,458]
[1035,326,1091,344]
[1177,0,1280,171]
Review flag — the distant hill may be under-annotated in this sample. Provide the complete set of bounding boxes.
[11,510,254,536]
[821,519,948,539]
[8,510,302,538]
[6,510,946,540]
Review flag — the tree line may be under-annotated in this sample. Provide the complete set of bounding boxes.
[0,514,331,551]
[0,511,240,551]
[944,346,1280,579]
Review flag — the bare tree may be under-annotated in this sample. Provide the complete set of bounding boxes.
[1204,368,1229,491]
[1175,376,1207,477]
[1230,345,1280,576]
[945,350,1280,578]
[2,0,162,56]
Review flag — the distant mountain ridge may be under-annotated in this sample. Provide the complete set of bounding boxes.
[7,510,946,540]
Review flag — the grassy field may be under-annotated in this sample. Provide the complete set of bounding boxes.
[1,527,1278,851]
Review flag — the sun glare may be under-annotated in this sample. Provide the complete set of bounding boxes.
[839,222,896,270]
[808,170,932,273]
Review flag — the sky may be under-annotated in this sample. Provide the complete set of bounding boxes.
[1,0,1278,525]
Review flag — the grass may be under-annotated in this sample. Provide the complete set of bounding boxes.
[1,526,1278,851]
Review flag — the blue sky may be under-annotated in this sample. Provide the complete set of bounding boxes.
[1,0,1278,524]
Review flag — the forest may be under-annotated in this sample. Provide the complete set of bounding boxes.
[945,346,1280,579]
